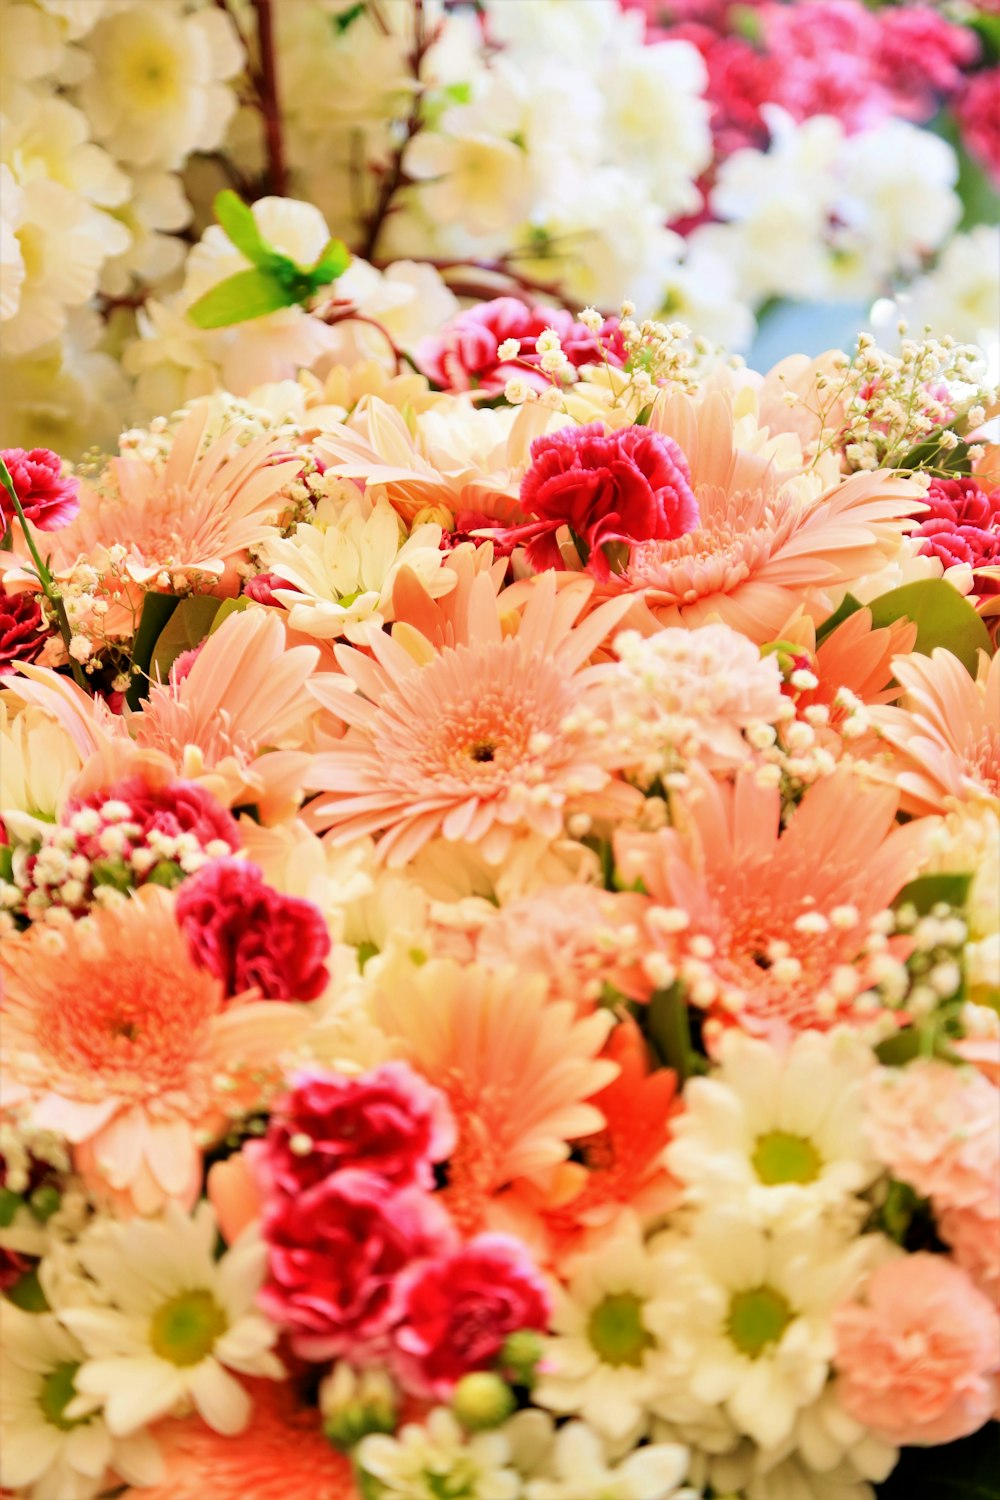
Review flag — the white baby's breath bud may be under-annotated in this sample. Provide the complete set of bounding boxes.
[69,635,92,662]
[579,307,603,333]
[504,377,532,405]
[497,338,520,361]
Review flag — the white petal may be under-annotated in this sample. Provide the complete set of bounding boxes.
[188,1358,251,1435]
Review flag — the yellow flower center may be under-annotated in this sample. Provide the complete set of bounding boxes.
[587,1292,654,1368]
[727,1285,793,1359]
[150,1289,227,1367]
[39,1362,89,1432]
[752,1130,822,1185]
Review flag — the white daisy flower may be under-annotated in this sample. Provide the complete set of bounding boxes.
[533,1215,677,1444]
[257,491,452,644]
[506,1409,692,1500]
[646,1213,883,1452]
[666,1030,880,1230]
[358,1407,520,1500]
[59,1202,282,1438]
[0,1305,161,1500]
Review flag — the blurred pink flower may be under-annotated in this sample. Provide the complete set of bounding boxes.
[0,446,79,531]
[957,67,1000,186]
[415,298,622,397]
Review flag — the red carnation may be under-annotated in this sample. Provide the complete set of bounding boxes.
[258,1169,455,1361]
[0,447,79,532]
[493,422,699,579]
[175,857,331,1001]
[914,477,1000,596]
[0,586,51,675]
[392,1234,551,1398]
[258,1062,455,1196]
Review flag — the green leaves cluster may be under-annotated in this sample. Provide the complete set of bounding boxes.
[187,191,349,331]
[816,577,993,675]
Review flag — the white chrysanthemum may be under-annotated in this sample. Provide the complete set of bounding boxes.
[358,1407,520,1500]
[0,308,131,458]
[0,700,84,836]
[0,163,25,322]
[533,1215,678,1444]
[506,1410,692,1500]
[646,1214,882,1452]
[78,4,243,170]
[2,88,128,209]
[666,1030,880,1231]
[0,4,67,85]
[0,1306,162,1500]
[408,119,532,239]
[59,1203,283,1438]
[36,0,110,41]
[2,178,129,357]
[99,170,191,297]
[605,41,711,216]
[257,490,452,643]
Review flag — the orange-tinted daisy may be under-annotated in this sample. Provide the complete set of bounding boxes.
[304,572,640,865]
[616,765,934,1043]
[46,403,304,595]
[0,886,309,1214]
[373,958,618,1234]
[782,606,918,719]
[611,391,923,642]
[117,1380,355,1500]
[872,648,1000,815]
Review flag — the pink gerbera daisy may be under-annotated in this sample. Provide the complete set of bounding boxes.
[872,648,1000,815]
[45,403,304,595]
[616,765,934,1043]
[613,391,923,642]
[0,886,309,1214]
[304,571,641,865]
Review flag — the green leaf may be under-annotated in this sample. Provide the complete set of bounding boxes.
[208,596,252,635]
[933,110,1000,233]
[126,592,180,710]
[899,431,972,475]
[815,592,863,644]
[0,1187,21,1228]
[149,594,223,683]
[894,871,974,916]
[187,267,296,329]
[970,11,1000,63]
[646,985,706,1083]
[876,1423,1000,1499]
[213,190,274,267]
[308,236,350,288]
[866,579,994,674]
[6,1268,49,1312]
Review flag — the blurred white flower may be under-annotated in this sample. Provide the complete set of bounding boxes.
[100,170,190,297]
[605,41,711,215]
[0,164,26,322]
[2,87,128,209]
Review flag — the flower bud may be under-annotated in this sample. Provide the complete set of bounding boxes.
[451,1371,516,1431]
[320,1363,397,1451]
[499,1327,545,1386]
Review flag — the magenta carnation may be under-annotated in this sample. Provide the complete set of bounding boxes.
[875,6,978,120]
[957,68,1000,187]
[415,298,623,396]
[258,1169,455,1361]
[258,1063,456,1196]
[0,447,80,532]
[0,586,51,675]
[175,857,331,1002]
[914,476,1000,595]
[392,1234,551,1398]
[493,422,699,579]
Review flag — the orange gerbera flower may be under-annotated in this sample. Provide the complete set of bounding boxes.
[373,958,618,1234]
[46,403,304,595]
[304,572,640,865]
[783,607,918,716]
[872,648,1000,815]
[118,1380,355,1500]
[616,765,934,1044]
[0,886,309,1214]
[611,391,923,642]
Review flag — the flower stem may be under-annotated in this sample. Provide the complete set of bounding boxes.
[360,0,434,262]
[0,458,89,690]
[251,0,287,197]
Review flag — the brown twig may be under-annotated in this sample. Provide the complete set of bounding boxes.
[313,298,407,374]
[359,0,436,262]
[252,0,287,197]
[373,255,584,314]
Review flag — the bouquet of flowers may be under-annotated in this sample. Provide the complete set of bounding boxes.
[1,211,998,1497]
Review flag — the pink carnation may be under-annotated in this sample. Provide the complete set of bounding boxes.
[414,298,623,396]
[914,476,1000,595]
[392,1234,551,1398]
[864,1060,1000,1215]
[493,422,699,579]
[765,0,888,130]
[0,585,50,675]
[175,857,331,1002]
[0,447,80,532]
[957,67,1000,187]
[833,1254,1000,1445]
[939,1201,1000,1306]
[875,6,979,120]
[257,1063,456,1196]
[257,1169,455,1361]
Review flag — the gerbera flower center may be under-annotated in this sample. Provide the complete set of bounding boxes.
[752,1130,822,1185]
[727,1285,793,1359]
[39,1361,90,1432]
[150,1289,228,1367]
[587,1292,654,1367]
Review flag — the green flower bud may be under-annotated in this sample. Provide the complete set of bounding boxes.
[320,1364,397,1451]
[451,1371,516,1431]
[146,860,185,888]
[499,1328,545,1387]
[28,1185,61,1223]
[91,857,133,893]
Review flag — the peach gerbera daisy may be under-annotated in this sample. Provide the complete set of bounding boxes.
[117,1379,355,1500]
[373,958,618,1234]
[872,648,1000,815]
[44,402,305,595]
[0,885,309,1215]
[780,606,918,718]
[612,391,923,642]
[316,393,551,524]
[616,765,934,1042]
[304,571,640,865]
